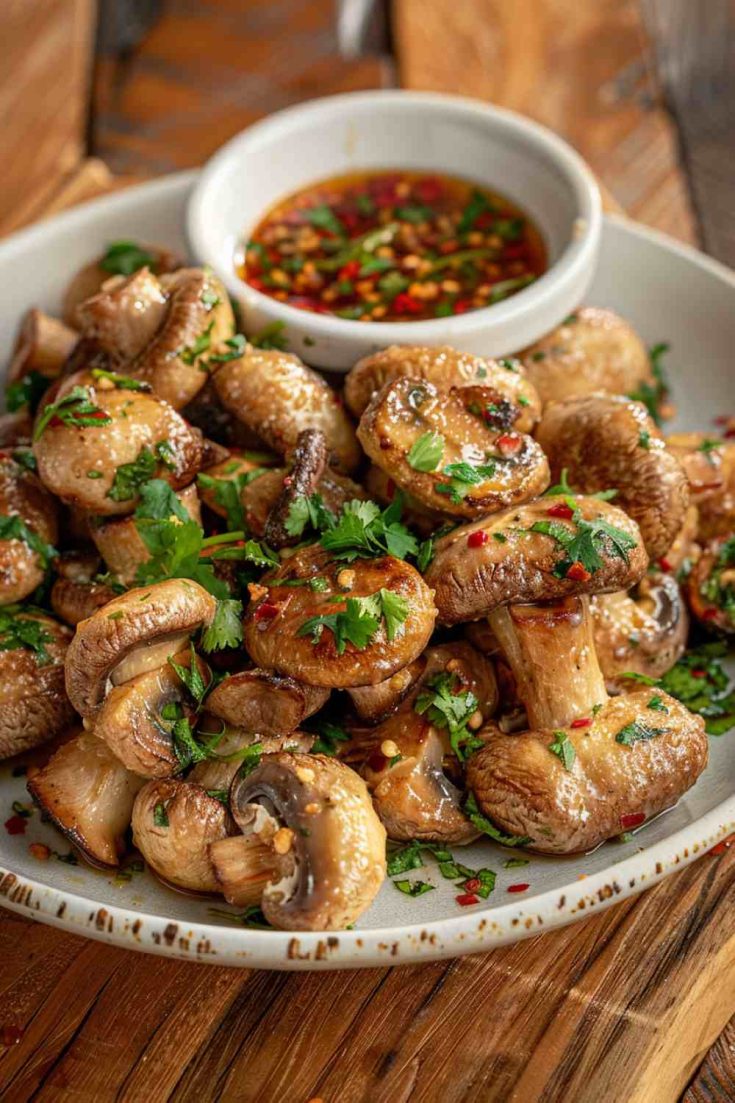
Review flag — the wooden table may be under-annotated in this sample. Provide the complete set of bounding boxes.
[1,3,734,1100]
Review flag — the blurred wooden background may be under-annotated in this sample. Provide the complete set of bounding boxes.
[1,2,734,1101]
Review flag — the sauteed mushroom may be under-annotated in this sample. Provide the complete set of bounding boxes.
[190,730,315,793]
[0,611,74,759]
[207,669,329,737]
[0,453,59,604]
[241,465,365,538]
[61,242,181,327]
[263,429,328,548]
[686,535,735,635]
[592,572,689,680]
[51,551,119,626]
[8,308,77,387]
[667,432,735,541]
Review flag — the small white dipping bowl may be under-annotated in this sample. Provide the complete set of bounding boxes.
[187,90,601,371]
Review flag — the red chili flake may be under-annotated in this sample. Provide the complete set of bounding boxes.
[456,892,480,906]
[338,260,361,281]
[701,608,719,621]
[332,392,343,407]
[29,842,50,861]
[453,299,471,315]
[385,478,396,501]
[496,433,522,456]
[708,834,734,856]
[254,602,279,623]
[504,244,529,261]
[620,812,646,830]
[462,877,481,893]
[571,717,591,729]
[566,561,591,582]
[547,502,574,520]
[691,669,708,678]
[367,751,387,773]
[467,530,489,548]
[4,815,27,836]
[415,177,443,203]
[507,883,529,894]
[393,292,423,316]
[475,211,495,231]
[657,557,673,573]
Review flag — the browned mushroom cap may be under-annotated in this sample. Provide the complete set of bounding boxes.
[348,661,423,723]
[76,268,168,361]
[61,243,182,328]
[0,412,33,448]
[94,648,211,777]
[592,572,689,680]
[228,752,386,930]
[0,454,59,605]
[263,429,328,548]
[0,612,74,759]
[358,377,549,520]
[189,729,315,792]
[207,669,329,737]
[32,370,203,516]
[536,394,689,560]
[51,551,120,626]
[7,308,78,386]
[426,496,647,625]
[686,535,735,635]
[667,433,735,541]
[132,778,232,892]
[517,307,653,406]
[345,345,541,431]
[28,732,144,867]
[64,578,217,718]
[241,466,366,537]
[212,346,360,473]
[244,545,436,688]
[466,689,707,854]
[89,484,201,585]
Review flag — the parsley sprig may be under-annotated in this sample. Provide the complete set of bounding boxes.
[297,589,408,655]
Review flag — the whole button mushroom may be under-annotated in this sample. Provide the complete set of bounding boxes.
[0,453,59,605]
[357,377,549,521]
[592,572,689,682]
[0,610,74,759]
[218,752,386,930]
[535,393,689,561]
[345,344,541,431]
[32,370,203,516]
[212,345,361,473]
[61,241,182,328]
[243,545,436,688]
[517,307,654,407]
[64,578,217,718]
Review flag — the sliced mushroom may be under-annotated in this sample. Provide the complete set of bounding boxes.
[426,496,648,625]
[345,344,541,431]
[51,550,120,626]
[667,433,735,541]
[89,483,201,585]
[517,307,653,406]
[64,578,217,718]
[536,394,689,560]
[228,752,386,930]
[94,648,211,777]
[209,830,280,907]
[28,732,144,867]
[212,346,360,473]
[241,465,366,537]
[466,688,708,854]
[207,669,329,737]
[686,535,735,635]
[263,429,328,548]
[592,573,689,680]
[7,308,78,386]
[132,778,232,892]
[0,453,59,604]
[33,370,203,515]
[358,377,549,520]
[0,611,74,759]
[243,545,436,687]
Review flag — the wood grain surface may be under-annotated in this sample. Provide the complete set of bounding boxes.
[1,2,735,1100]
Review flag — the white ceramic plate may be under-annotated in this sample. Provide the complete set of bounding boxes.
[0,173,732,971]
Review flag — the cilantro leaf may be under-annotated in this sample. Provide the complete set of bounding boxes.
[107,445,157,502]
[531,509,637,578]
[153,802,169,827]
[0,607,53,664]
[197,468,265,533]
[6,370,48,413]
[306,205,345,237]
[415,672,482,762]
[284,493,336,538]
[407,431,444,472]
[167,643,210,705]
[393,879,435,897]
[319,497,418,562]
[626,342,671,425]
[615,721,669,746]
[249,322,288,351]
[90,368,149,392]
[33,386,111,441]
[464,793,531,847]
[548,731,576,770]
[206,333,248,366]
[100,240,156,276]
[309,720,350,756]
[297,594,381,655]
[200,599,243,652]
[181,321,214,367]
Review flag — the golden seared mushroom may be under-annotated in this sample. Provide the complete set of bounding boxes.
[241,465,365,538]
[212,345,360,473]
[61,241,182,328]
[466,689,707,854]
[0,453,59,605]
[51,551,120,626]
[224,752,386,930]
[28,732,145,867]
[64,578,217,718]
[32,370,203,515]
[686,535,735,635]
[7,308,77,388]
[426,496,647,626]
[77,267,168,360]
[244,544,436,688]
[536,394,689,561]
[517,307,653,406]
[207,669,329,737]
[345,345,541,431]
[94,648,211,777]
[0,610,74,759]
[132,778,232,892]
[358,377,549,521]
[667,433,735,541]
[262,429,328,548]
[89,484,201,585]
[592,573,689,681]
[348,661,424,723]
[189,729,315,792]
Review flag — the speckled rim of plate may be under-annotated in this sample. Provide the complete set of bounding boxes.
[0,172,732,970]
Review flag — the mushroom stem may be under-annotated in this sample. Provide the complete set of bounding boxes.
[488,596,608,730]
[209,834,278,907]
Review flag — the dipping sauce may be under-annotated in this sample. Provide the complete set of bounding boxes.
[238,170,547,323]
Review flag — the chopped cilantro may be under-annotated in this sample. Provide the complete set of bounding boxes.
[33,386,111,441]
[393,879,435,897]
[200,599,244,652]
[309,720,350,757]
[306,205,345,237]
[297,588,407,655]
[107,445,157,502]
[319,498,418,562]
[548,731,576,770]
[0,607,53,664]
[100,240,156,276]
[90,368,148,392]
[627,342,670,425]
[181,321,214,366]
[197,466,266,532]
[464,793,531,847]
[0,515,57,569]
[284,492,336,539]
[167,643,211,705]
[415,672,482,761]
[407,431,444,472]
[531,508,637,578]
[6,370,48,413]
[616,720,669,746]
[153,802,169,828]
[249,322,288,351]
[206,334,247,366]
